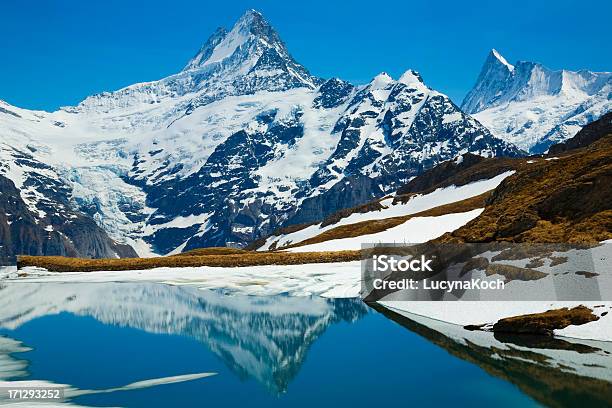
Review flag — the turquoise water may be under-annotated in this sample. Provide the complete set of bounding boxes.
[0,283,565,407]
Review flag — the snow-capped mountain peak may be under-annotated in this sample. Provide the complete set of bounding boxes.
[398,69,426,87]
[461,49,516,114]
[75,10,321,119]
[180,9,319,91]
[491,48,514,72]
[462,49,611,153]
[183,9,284,71]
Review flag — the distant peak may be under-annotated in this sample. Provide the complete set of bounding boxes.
[398,69,424,85]
[490,48,502,58]
[183,27,228,71]
[233,9,274,38]
[488,49,514,72]
[463,48,612,115]
[238,9,264,22]
[183,9,282,71]
[242,9,263,17]
[370,72,393,88]
[460,49,516,113]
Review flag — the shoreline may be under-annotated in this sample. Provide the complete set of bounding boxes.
[3,263,612,343]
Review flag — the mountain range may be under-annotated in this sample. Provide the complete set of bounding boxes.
[0,10,609,262]
[463,49,611,153]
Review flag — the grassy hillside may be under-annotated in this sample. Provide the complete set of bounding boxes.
[449,135,612,243]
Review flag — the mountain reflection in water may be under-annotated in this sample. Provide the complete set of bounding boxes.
[0,283,610,407]
[371,303,612,408]
[0,283,367,394]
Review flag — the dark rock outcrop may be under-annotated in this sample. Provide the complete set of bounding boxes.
[286,175,384,226]
[491,306,599,336]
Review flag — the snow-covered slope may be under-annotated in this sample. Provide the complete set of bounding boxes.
[462,49,612,153]
[259,171,513,251]
[286,209,483,252]
[0,11,522,259]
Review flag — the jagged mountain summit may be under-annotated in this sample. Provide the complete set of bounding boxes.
[75,10,321,119]
[183,10,319,89]
[462,49,612,153]
[461,49,516,114]
[0,10,521,260]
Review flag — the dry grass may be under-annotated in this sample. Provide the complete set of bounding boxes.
[17,250,361,272]
[285,192,490,249]
[394,155,522,202]
[452,135,612,243]
[460,257,490,276]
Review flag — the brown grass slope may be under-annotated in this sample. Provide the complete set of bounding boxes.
[17,250,361,272]
[447,134,612,243]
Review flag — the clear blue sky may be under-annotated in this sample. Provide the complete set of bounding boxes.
[2,0,611,111]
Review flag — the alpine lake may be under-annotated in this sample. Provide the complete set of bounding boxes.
[0,281,610,407]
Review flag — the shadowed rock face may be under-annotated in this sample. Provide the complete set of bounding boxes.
[287,175,385,226]
[0,174,136,265]
[395,152,520,198]
[370,303,612,408]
